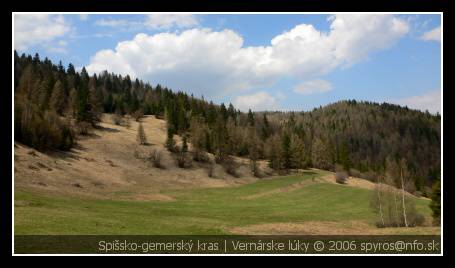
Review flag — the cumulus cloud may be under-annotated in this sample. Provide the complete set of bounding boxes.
[394,89,441,114]
[293,79,333,95]
[85,14,409,98]
[233,92,280,111]
[14,14,71,50]
[144,14,198,29]
[420,26,441,42]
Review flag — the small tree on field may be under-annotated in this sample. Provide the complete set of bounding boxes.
[177,134,192,168]
[137,122,147,145]
[132,109,144,122]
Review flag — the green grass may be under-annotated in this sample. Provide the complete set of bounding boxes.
[14,170,433,235]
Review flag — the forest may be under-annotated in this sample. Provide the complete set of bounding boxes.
[14,51,441,196]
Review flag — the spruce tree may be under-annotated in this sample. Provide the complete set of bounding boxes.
[166,126,176,152]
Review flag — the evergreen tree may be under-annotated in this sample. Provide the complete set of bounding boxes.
[247,109,255,126]
[165,126,176,152]
[137,122,147,145]
[281,132,292,170]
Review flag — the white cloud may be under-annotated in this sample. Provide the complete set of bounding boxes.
[85,14,409,99]
[94,18,139,28]
[94,14,198,31]
[14,14,71,50]
[233,92,280,111]
[293,79,333,95]
[144,14,198,29]
[420,26,441,42]
[79,14,89,21]
[394,90,441,114]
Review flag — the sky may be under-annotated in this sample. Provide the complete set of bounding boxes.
[13,13,442,113]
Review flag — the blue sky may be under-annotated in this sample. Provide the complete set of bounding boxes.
[14,13,442,113]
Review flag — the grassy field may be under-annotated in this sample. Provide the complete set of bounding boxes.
[14,169,437,235]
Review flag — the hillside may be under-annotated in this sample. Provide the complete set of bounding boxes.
[14,114,439,235]
[14,114,267,201]
[14,52,441,197]
[13,53,441,235]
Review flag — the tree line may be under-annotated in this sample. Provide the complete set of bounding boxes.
[14,52,441,197]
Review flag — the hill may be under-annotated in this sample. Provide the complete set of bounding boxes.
[14,52,441,196]
[14,114,438,235]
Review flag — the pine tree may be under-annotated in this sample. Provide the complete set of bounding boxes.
[247,109,255,126]
[165,126,176,152]
[137,122,147,145]
[281,132,292,170]
[261,114,271,140]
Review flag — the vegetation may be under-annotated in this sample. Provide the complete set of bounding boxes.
[136,123,147,145]
[370,158,426,228]
[14,52,441,198]
[15,171,435,235]
[430,177,441,225]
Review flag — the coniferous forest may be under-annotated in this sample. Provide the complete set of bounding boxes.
[14,52,441,195]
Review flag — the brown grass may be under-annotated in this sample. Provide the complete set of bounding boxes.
[14,114,262,200]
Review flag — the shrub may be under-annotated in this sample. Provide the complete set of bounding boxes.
[75,121,91,136]
[177,152,192,168]
[349,168,362,178]
[208,163,215,178]
[15,102,75,151]
[251,160,263,178]
[132,109,144,122]
[112,114,123,125]
[149,149,164,169]
[335,171,348,184]
[223,156,239,178]
[193,149,210,163]
[362,171,378,182]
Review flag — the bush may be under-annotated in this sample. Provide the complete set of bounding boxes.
[349,168,362,178]
[112,114,123,125]
[362,171,378,182]
[75,121,92,136]
[15,102,75,151]
[208,162,215,178]
[251,160,263,178]
[335,171,348,184]
[193,150,210,163]
[223,156,239,178]
[132,109,144,122]
[177,152,192,168]
[148,149,164,169]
